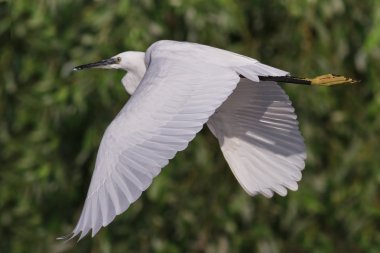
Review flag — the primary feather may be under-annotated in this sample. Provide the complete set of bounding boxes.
[208,79,306,198]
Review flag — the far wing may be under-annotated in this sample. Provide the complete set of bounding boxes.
[64,44,241,240]
[207,79,306,198]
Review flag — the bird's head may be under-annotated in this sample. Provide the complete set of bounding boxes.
[73,51,145,72]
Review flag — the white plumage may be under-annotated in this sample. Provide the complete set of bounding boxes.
[62,40,306,240]
[208,80,305,198]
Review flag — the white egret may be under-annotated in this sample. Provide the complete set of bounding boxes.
[60,40,357,241]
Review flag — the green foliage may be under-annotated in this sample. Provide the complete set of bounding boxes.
[1,0,380,252]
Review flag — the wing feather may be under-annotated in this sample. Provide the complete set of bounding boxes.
[207,79,306,197]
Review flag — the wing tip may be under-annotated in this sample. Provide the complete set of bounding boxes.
[56,232,80,242]
[56,233,74,241]
[57,229,94,243]
[253,180,301,198]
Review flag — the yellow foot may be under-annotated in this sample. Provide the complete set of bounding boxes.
[305,74,359,86]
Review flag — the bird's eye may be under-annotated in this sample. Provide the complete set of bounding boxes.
[117,57,121,63]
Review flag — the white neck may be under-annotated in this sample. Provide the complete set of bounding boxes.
[119,51,146,95]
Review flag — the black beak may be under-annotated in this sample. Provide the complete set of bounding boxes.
[73,58,119,71]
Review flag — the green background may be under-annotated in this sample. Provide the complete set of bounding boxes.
[2,0,380,252]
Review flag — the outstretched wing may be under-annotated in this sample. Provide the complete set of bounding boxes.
[63,42,243,240]
[207,79,306,198]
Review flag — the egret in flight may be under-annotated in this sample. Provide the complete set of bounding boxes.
[60,40,357,241]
